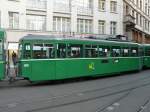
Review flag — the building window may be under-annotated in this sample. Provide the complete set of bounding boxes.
[26,0,47,9]
[77,19,93,33]
[53,17,71,32]
[98,20,105,34]
[126,5,129,15]
[136,13,139,25]
[26,15,46,31]
[140,0,142,9]
[145,19,148,31]
[110,1,117,13]
[145,3,148,15]
[148,22,150,32]
[98,0,105,11]
[54,0,70,13]
[140,16,142,27]
[110,21,117,35]
[9,12,19,29]
[76,0,93,15]
[148,7,150,17]
[136,0,139,7]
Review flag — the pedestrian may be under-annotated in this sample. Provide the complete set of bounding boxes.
[10,51,18,82]
[12,51,17,66]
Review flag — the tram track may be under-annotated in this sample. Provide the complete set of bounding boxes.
[136,98,150,112]
[94,91,131,112]
[4,72,150,112]
[26,80,150,112]
[1,72,150,112]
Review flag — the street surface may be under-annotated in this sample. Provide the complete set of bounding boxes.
[0,70,150,112]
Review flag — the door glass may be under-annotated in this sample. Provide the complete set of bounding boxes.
[18,44,22,59]
[24,44,31,59]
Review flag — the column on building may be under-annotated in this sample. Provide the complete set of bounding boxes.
[71,0,77,34]
[0,0,9,29]
[93,0,99,34]
[19,0,26,30]
[47,0,54,32]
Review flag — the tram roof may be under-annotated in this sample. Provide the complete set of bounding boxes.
[20,34,140,46]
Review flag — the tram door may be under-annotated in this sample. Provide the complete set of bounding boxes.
[7,43,18,76]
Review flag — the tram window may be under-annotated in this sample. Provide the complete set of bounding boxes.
[111,48,121,57]
[57,44,66,58]
[139,48,144,56]
[99,47,103,57]
[33,44,43,59]
[18,44,22,59]
[0,55,2,60]
[122,48,129,57]
[145,48,150,56]
[43,44,54,58]
[68,44,83,58]
[85,45,98,58]
[99,46,110,57]
[33,44,54,59]
[131,48,138,57]
[24,44,31,59]
[0,40,2,54]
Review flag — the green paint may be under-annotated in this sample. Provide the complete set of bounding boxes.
[0,61,5,80]
[0,29,6,80]
[19,57,141,81]
[18,35,147,82]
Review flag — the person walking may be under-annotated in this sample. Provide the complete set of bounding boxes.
[12,51,17,67]
[9,51,18,83]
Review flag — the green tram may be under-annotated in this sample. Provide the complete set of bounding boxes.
[142,44,150,68]
[18,35,142,81]
[0,29,6,80]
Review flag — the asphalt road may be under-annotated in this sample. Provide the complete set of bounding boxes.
[0,70,150,112]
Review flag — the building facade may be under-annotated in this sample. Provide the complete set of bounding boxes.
[0,0,123,46]
[123,0,150,43]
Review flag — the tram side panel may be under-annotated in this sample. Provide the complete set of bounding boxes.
[20,60,56,81]
[0,62,5,80]
[19,57,141,81]
[142,45,150,68]
[55,57,141,80]
[143,56,150,68]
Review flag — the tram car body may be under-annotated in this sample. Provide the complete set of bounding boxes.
[0,29,6,80]
[142,44,150,68]
[18,35,143,82]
